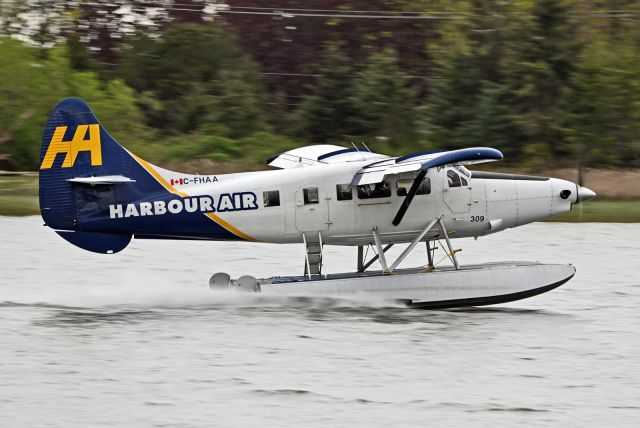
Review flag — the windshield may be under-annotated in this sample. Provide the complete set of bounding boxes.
[455,165,471,177]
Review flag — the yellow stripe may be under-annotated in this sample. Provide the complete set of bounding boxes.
[129,151,258,242]
[203,212,258,242]
[130,152,188,198]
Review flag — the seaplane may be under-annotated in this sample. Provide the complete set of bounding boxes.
[38,98,596,309]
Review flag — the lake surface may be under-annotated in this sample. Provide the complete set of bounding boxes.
[1,217,639,427]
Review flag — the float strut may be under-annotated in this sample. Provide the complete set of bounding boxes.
[438,218,460,270]
[372,227,389,273]
[426,241,434,267]
[361,244,393,272]
[302,232,311,279]
[318,231,326,278]
[388,217,440,272]
[357,246,364,272]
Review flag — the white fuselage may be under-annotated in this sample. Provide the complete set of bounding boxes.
[158,161,578,245]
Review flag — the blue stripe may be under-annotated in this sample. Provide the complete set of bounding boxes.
[317,147,373,161]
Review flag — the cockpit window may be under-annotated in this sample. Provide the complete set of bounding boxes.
[447,170,462,188]
[455,165,471,177]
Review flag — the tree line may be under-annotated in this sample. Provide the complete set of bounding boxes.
[0,0,638,171]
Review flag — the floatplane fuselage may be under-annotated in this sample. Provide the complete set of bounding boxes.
[38,99,596,308]
[103,158,589,245]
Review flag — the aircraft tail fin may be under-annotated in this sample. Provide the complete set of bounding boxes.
[38,98,141,252]
[39,98,254,253]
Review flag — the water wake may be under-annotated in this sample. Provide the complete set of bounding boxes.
[0,278,403,310]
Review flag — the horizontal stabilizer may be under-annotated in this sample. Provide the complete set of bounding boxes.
[56,231,132,254]
[67,175,136,185]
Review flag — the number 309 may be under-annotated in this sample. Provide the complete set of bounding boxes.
[471,216,485,222]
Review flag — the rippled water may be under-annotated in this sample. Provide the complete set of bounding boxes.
[1,217,639,427]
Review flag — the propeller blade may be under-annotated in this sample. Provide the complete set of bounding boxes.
[392,169,427,226]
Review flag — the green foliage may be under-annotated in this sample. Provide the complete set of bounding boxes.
[546,199,640,223]
[497,0,581,160]
[424,0,627,166]
[467,83,518,155]
[425,49,482,151]
[117,24,268,138]
[66,32,96,71]
[151,131,297,167]
[1,5,640,172]
[295,46,420,149]
[205,69,267,139]
[295,46,361,142]
[565,36,640,167]
[0,39,151,169]
[353,48,418,148]
[238,131,299,163]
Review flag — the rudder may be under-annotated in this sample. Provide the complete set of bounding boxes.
[38,98,247,253]
[39,98,135,252]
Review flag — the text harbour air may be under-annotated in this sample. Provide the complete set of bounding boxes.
[108,193,258,219]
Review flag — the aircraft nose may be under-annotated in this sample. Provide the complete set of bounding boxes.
[576,186,596,203]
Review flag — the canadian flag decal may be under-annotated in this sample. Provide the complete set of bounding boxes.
[170,178,184,186]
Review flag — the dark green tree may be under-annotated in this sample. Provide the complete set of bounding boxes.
[566,37,640,168]
[424,49,481,151]
[353,48,418,149]
[467,82,517,155]
[295,46,360,143]
[203,69,268,139]
[118,23,267,136]
[497,0,582,161]
[0,40,150,169]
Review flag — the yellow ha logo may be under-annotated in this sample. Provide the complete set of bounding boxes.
[40,124,102,169]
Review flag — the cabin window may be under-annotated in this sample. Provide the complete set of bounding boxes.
[447,170,462,188]
[396,178,431,197]
[336,184,353,201]
[303,187,319,205]
[357,181,391,199]
[461,176,469,187]
[263,190,280,207]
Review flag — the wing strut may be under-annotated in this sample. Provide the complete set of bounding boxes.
[392,169,428,226]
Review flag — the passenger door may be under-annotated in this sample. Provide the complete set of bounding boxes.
[295,185,329,232]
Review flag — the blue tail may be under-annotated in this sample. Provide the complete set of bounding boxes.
[39,98,243,253]
[39,98,148,253]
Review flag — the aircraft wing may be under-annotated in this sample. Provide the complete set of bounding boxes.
[347,147,503,226]
[267,144,388,169]
[351,147,503,186]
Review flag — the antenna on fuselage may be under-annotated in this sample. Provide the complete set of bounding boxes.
[350,141,366,161]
